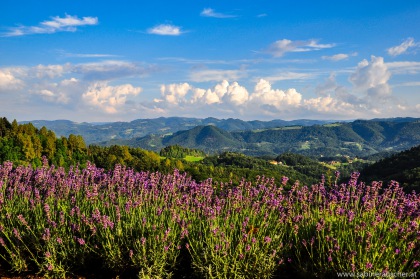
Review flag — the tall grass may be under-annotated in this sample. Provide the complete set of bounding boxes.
[0,160,418,278]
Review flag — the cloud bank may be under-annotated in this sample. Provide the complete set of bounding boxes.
[0,56,418,121]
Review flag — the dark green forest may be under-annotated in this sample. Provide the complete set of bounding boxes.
[361,145,420,192]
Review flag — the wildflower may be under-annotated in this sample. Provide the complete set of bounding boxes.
[42,228,51,241]
[141,237,146,245]
[13,228,21,239]
[45,251,51,258]
[124,201,131,212]
[56,237,63,244]
[245,244,251,251]
[47,264,53,271]
[316,218,325,231]
[409,221,418,230]
[347,210,355,222]
[264,236,271,244]
[77,238,85,245]
[44,203,50,214]
[366,262,373,269]
[407,242,415,251]
[334,171,340,178]
[395,248,400,254]
[92,208,101,222]
[129,250,134,258]
[180,229,189,239]
[292,215,303,223]
[17,214,28,226]
[413,261,420,268]
[242,217,250,228]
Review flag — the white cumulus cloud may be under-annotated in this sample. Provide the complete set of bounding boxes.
[349,56,392,100]
[222,81,249,105]
[191,80,249,106]
[160,83,192,105]
[303,96,356,114]
[153,77,406,120]
[147,24,183,36]
[82,82,141,114]
[0,69,24,90]
[249,79,302,110]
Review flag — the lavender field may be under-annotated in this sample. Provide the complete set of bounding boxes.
[0,159,419,278]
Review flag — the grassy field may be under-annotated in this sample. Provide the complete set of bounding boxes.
[184,155,205,162]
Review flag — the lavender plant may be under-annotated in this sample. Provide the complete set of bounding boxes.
[185,177,288,278]
[0,160,418,278]
[285,173,420,276]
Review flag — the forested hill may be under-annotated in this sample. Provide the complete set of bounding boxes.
[22,117,335,144]
[361,144,420,191]
[104,119,420,158]
[0,117,87,168]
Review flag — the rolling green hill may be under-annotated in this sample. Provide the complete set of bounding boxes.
[361,144,420,191]
[102,119,420,159]
[163,125,244,151]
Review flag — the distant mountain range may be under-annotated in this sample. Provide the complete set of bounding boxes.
[23,117,420,158]
[22,117,337,144]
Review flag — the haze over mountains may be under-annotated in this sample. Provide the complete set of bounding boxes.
[23,117,420,158]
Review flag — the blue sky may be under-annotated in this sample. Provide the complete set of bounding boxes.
[1,0,419,122]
